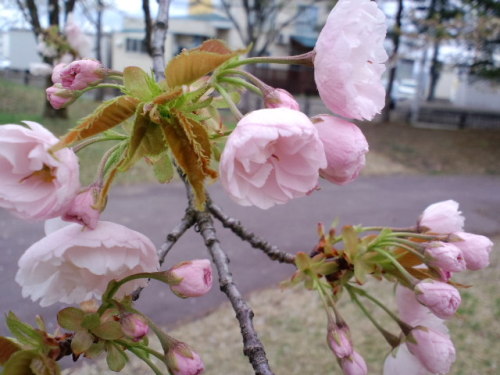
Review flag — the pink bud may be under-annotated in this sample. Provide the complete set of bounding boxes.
[418,200,464,234]
[450,232,493,270]
[424,241,466,273]
[263,88,300,110]
[312,115,369,185]
[414,279,461,319]
[120,313,149,342]
[169,259,213,298]
[46,85,77,109]
[59,59,105,90]
[167,344,205,375]
[406,326,456,374]
[62,186,100,229]
[327,323,353,358]
[340,351,368,375]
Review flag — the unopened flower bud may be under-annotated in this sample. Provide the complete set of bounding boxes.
[414,279,461,319]
[166,342,205,375]
[263,88,300,110]
[327,323,353,358]
[450,232,493,270]
[62,186,100,229]
[418,200,465,234]
[424,241,466,273]
[406,326,456,374]
[120,313,149,342]
[59,59,106,90]
[168,259,213,298]
[46,84,78,109]
[340,351,368,375]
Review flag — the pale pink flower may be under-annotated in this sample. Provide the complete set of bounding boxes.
[29,62,53,77]
[120,313,149,342]
[418,200,465,234]
[168,259,213,298]
[15,221,159,307]
[263,88,300,110]
[406,326,456,374]
[65,13,93,58]
[46,84,77,109]
[341,351,368,375]
[414,280,461,319]
[424,241,466,273]
[219,108,326,209]
[62,186,100,229]
[312,115,368,185]
[327,323,353,358]
[0,121,80,220]
[383,343,429,375]
[450,232,493,270]
[167,344,205,375]
[314,0,388,120]
[59,59,105,90]
[51,63,66,84]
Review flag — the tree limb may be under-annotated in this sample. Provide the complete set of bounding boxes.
[158,208,196,266]
[208,201,296,264]
[151,0,171,80]
[142,0,154,56]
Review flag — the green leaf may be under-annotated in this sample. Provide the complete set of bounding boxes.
[353,259,370,285]
[81,314,101,331]
[51,96,139,151]
[91,321,123,341]
[153,151,174,183]
[0,336,21,365]
[123,66,154,101]
[29,356,60,375]
[342,226,359,261]
[57,307,84,331]
[294,252,311,272]
[2,350,37,375]
[166,39,246,88]
[5,312,43,349]
[314,261,339,276]
[84,341,105,359]
[70,330,94,355]
[106,343,128,372]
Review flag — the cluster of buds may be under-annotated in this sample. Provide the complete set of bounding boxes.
[288,199,493,375]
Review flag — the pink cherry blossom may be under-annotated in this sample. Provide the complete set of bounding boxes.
[59,59,105,90]
[62,185,100,229]
[168,259,213,298]
[327,323,353,358]
[424,241,466,273]
[15,221,159,306]
[418,200,465,234]
[51,63,66,84]
[219,108,326,209]
[341,351,368,375]
[168,344,205,375]
[263,88,300,110]
[0,121,80,220]
[383,343,429,375]
[46,85,77,109]
[312,115,368,185]
[314,0,388,120]
[65,13,93,58]
[414,279,461,319]
[450,232,493,270]
[406,326,456,374]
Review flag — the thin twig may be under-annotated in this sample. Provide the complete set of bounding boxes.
[208,201,295,264]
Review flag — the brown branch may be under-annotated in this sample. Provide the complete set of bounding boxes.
[142,0,154,56]
[208,201,296,264]
[151,0,171,80]
[23,0,42,37]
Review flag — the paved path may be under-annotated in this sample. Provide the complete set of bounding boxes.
[1,175,499,336]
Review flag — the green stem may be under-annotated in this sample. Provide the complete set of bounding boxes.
[218,77,262,95]
[375,240,425,260]
[127,346,164,375]
[219,69,269,92]
[346,285,400,348]
[213,82,243,120]
[372,247,417,284]
[362,226,418,233]
[210,130,232,139]
[95,143,123,184]
[227,51,315,69]
[73,135,127,153]
[116,340,164,361]
[93,83,124,90]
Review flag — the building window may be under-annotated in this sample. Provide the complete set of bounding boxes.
[125,38,148,53]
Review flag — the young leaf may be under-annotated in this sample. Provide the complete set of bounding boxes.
[2,350,37,375]
[70,330,94,355]
[51,96,139,151]
[106,343,128,372]
[29,356,60,375]
[5,312,43,349]
[84,341,105,359]
[166,39,246,88]
[342,226,360,261]
[123,66,154,101]
[153,151,174,183]
[0,336,21,365]
[91,321,123,341]
[81,314,101,331]
[294,252,311,272]
[57,307,84,331]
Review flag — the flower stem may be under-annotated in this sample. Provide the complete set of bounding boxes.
[227,51,315,69]
[372,247,417,284]
[218,76,262,95]
[73,135,127,153]
[375,240,425,260]
[213,82,243,120]
[116,340,164,361]
[127,346,165,375]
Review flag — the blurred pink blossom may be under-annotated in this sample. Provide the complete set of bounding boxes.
[314,0,387,120]
[312,115,368,185]
[0,121,80,220]
[383,343,429,375]
[418,200,465,234]
[263,88,300,110]
[424,241,466,273]
[15,221,159,306]
[451,232,493,270]
[168,259,213,298]
[414,279,461,319]
[62,186,101,229]
[341,351,368,375]
[219,108,326,209]
[65,13,93,58]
